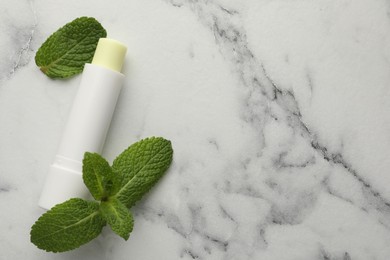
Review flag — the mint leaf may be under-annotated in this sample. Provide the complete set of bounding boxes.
[83,152,117,200]
[112,137,173,207]
[100,198,134,240]
[30,198,105,253]
[35,17,106,79]
[31,137,174,253]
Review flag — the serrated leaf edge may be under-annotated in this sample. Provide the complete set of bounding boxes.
[31,211,101,244]
[113,139,172,200]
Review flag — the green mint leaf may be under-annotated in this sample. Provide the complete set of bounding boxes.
[83,152,118,200]
[112,137,173,207]
[100,198,134,240]
[30,198,105,253]
[35,17,106,79]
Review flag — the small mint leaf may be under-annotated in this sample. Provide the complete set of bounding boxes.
[100,198,134,240]
[30,198,105,253]
[112,137,173,207]
[35,17,107,79]
[83,152,117,200]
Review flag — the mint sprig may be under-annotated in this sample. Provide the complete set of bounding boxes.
[31,137,173,252]
[35,17,107,79]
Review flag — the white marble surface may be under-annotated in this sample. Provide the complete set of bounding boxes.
[1,0,390,259]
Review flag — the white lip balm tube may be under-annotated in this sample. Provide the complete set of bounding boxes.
[39,38,127,210]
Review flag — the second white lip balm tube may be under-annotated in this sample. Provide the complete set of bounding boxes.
[39,38,127,210]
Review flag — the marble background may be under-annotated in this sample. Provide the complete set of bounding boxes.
[1,0,390,259]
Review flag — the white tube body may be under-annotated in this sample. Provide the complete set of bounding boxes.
[39,64,124,209]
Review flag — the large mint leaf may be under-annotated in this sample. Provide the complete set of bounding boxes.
[35,17,106,79]
[30,198,106,252]
[83,152,117,200]
[112,137,173,207]
[100,198,134,240]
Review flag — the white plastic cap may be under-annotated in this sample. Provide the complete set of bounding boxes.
[39,163,91,209]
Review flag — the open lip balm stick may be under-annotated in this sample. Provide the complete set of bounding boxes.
[39,38,127,210]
